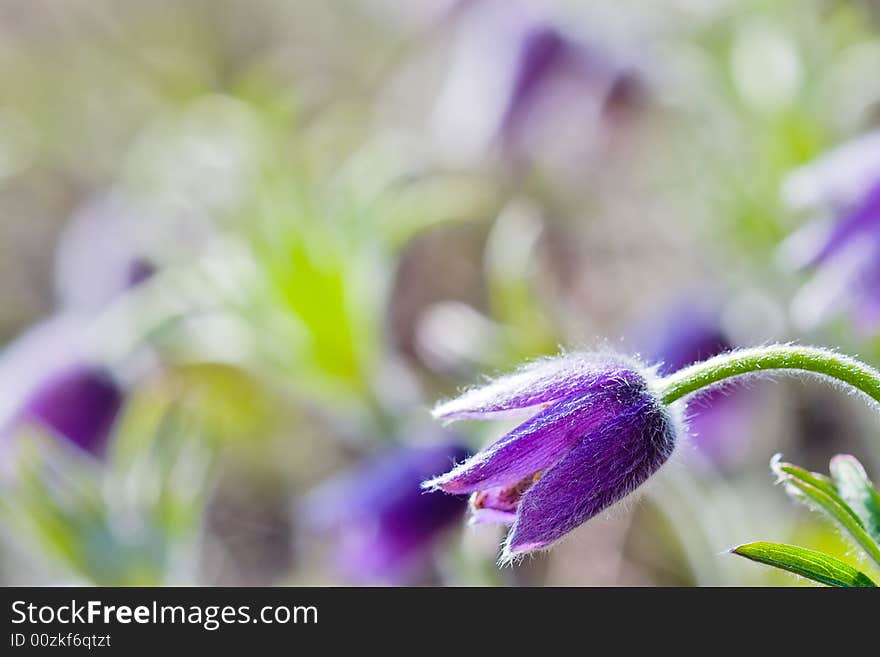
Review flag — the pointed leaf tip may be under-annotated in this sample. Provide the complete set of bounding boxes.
[731,541,877,587]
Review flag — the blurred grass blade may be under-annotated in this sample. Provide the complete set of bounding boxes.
[731,542,877,587]
[829,455,880,544]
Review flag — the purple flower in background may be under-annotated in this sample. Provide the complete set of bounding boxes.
[424,354,678,559]
[0,191,152,456]
[631,304,752,468]
[498,24,642,160]
[780,131,880,333]
[431,0,644,170]
[634,307,732,378]
[304,443,468,583]
[0,316,124,457]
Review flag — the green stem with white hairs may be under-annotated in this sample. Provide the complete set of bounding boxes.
[657,345,880,406]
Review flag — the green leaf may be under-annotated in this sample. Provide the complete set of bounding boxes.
[770,454,880,567]
[829,455,880,544]
[731,542,877,587]
[780,475,880,567]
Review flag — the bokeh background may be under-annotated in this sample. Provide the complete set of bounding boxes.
[1,0,880,586]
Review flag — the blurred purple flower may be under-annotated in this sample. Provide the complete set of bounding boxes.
[424,353,677,559]
[498,25,642,160]
[431,0,644,169]
[0,316,124,457]
[631,304,753,468]
[16,365,123,456]
[304,443,468,583]
[782,130,880,212]
[55,192,155,312]
[0,191,154,456]
[781,131,880,333]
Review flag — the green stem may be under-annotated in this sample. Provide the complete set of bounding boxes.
[657,345,880,406]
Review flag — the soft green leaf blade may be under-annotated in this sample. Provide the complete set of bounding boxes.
[829,455,880,544]
[782,476,880,567]
[731,542,877,587]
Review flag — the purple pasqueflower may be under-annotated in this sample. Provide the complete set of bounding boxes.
[0,316,124,457]
[498,24,643,158]
[780,132,880,333]
[431,0,643,168]
[782,130,880,213]
[423,353,678,560]
[304,443,468,583]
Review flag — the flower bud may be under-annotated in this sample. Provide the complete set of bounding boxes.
[424,353,678,559]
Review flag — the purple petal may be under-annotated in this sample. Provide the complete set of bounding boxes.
[499,26,567,138]
[0,315,87,408]
[505,396,675,557]
[498,23,635,150]
[782,130,880,212]
[844,237,880,333]
[304,443,467,530]
[808,177,880,267]
[790,229,880,333]
[433,352,638,420]
[303,443,468,582]
[19,365,123,456]
[426,369,646,494]
[337,485,464,583]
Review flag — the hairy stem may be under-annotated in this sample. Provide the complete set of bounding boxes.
[657,345,880,406]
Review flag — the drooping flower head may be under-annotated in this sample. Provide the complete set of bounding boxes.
[423,353,678,560]
[630,303,752,468]
[780,131,880,333]
[303,442,468,583]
